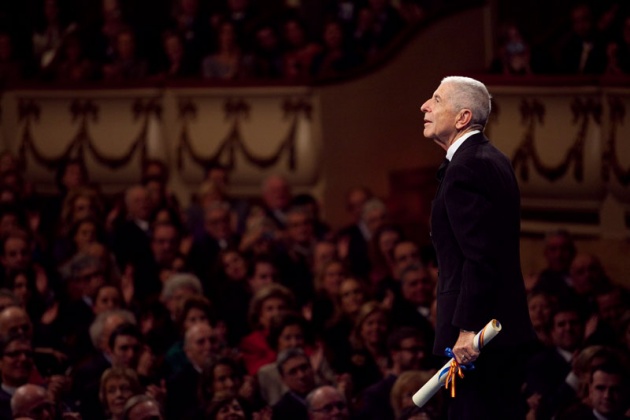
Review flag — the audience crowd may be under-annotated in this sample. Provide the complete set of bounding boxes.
[3,0,629,88]
[490,2,630,76]
[0,0,433,86]
[0,152,624,420]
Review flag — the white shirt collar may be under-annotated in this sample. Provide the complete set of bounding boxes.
[446,130,480,161]
[556,347,573,363]
[592,409,608,420]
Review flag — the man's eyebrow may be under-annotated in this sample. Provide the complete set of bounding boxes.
[434,94,441,100]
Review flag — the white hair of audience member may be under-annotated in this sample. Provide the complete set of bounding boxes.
[89,309,137,349]
[160,273,203,301]
[361,198,386,220]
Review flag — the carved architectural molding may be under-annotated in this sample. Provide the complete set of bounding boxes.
[603,96,630,186]
[511,97,600,183]
[176,96,312,172]
[18,97,160,173]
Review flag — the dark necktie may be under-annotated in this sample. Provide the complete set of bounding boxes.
[436,158,450,182]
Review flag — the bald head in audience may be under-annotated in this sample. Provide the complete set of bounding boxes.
[307,385,349,420]
[0,305,32,339]
[184,323,217,370]
[11,384,55,419]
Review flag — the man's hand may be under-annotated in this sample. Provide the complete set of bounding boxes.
[452,330,479,364]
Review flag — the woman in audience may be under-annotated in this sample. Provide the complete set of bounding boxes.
[99,367,143,420]
[204,391,252,420]
[391,370,440,419]
[5,268,46,321]
[58,187,104,237]
[239,284,295,375]
[311,258,346,332]
[281,17,322,79]
[154,30,198,80]
[92,283,123,315]
[199,357,257,413]
[311,19,363,78]
[324,276,368,362]
[341,300,389,395]
[202,20,250,80]
[527,290,556,347]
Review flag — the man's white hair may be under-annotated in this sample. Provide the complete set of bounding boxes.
[161,273,203,300]
[441,76,492,128]
[89,309,136,349]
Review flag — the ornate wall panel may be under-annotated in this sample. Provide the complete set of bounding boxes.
[602,88,630,205]
[167,87,320,188]
[487,84,630,235]
[1,87,321,195]
[489,87,605,205]
[6,89,163,188]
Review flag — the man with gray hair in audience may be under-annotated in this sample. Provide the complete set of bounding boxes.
[167,322,219,418]
[187,200,241,288]
[72,309,136,420]
[60,252,106,361]
[346,197,388,279]
[261,174,292,230]
[272,348,317,419]
[111,184,153,272]
[160,272,203,320]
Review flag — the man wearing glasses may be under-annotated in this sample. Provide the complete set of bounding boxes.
[307,385,350,420]
[0,335,34,419]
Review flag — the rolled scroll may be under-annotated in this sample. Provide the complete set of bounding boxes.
[412,319,502,407]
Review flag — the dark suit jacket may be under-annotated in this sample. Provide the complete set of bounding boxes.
[356,374,397,420]
[166,362,201,419]
[430,133,535,354]
[0,387,12,420]
[272,391,308,420]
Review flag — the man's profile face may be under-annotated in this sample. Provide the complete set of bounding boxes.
[589,370,625,417]
[420,82,459,146]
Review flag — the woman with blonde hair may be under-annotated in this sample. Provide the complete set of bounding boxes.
[311,258,346,332]
[238,283,295,375]
[391,370,441,419]
[99,367,143,420]
[338,300,389,395]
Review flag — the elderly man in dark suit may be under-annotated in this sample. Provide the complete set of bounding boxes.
[421,76,535,419]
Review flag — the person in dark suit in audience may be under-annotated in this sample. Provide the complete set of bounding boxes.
[0,335,35,420]
[525,304,585,419]
[167,322,219,419]
[421,76,535,419]
[272,347,316,419]
[357,326,430,420]
[557,362,630,420]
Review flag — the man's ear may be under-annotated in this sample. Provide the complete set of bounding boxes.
[455,109,473,129]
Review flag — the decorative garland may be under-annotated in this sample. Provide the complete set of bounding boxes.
[176,97,311,172]
[512,97,600,182]
[18,97,160,172]
[602,96,630,186]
